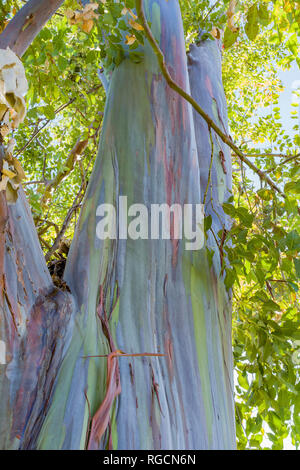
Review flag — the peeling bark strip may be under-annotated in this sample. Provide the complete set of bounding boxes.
[87,351,121,450]
[83,351,165,449]
[0,0,65,57]
[88,249,165,447]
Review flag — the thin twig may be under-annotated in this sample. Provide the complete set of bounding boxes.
[202,0,221,22]
[45,183,85,262]
[242,153,299,158]
[266,153,300,172]
[23,180,48,186]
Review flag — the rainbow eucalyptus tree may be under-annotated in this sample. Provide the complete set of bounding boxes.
[0,0,235,449]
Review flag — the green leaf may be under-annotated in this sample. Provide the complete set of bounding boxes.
[236,207,254,227]
[255,268,265,286]
[58,56,69,70]
[257,3,270,26]
[286,33,298,57]
[294,258,300,279]
[225,268,237,290]
[238,373,249,390]
[245,5,259,41]
[257,188,273,201]
[262,299,281,312]
[284,180,300,195]
[286,230,300,251]
[224,26,239,49]
[204,214,212,232]
[222,202,236,217]
[42,105,55,120]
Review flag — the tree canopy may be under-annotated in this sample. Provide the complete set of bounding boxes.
[0,0,299,449]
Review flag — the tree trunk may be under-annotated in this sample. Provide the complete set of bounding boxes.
[0,0,235,450]
[0,187,75,449]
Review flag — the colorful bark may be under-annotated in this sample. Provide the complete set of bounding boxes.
[0,1,78,447]
[0,177,75,449]
[0,0,235,450]
[187,38,235,447]
[30,0,235,450]
[0,0,65,56]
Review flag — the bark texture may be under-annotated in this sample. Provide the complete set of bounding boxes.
[0,0,235,450]
[0,0,65,56]
[0,183,75,449]
[0,1,76,448]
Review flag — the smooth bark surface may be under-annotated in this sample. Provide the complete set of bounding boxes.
[33,0,234,449]
[0,182,75,449]
[0,0,235,450]
[0,0,76,449]
[0,0,65,56]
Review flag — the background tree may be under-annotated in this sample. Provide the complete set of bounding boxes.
[0,0,299,450]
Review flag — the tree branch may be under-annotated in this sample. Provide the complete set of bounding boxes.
[136,0,286,199]
[0,0,65,57]
[45,182,85,262]
[41,137,89,207]
[202,0,221,22]
[242,153,299,158]
[278,153,300,165]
